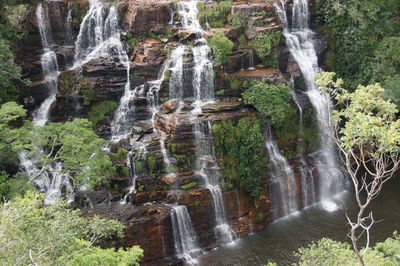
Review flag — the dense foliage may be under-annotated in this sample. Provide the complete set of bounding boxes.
[317,72,400,155]
[0,192,143,265]
[242,81,292,126]
[295,233,400,265]
[0,102,115,199]
[250,32,281,68]
[315,0,400,95]
[212,117,266,197]
[209,32,234,66]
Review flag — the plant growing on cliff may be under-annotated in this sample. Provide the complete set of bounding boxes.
[317,72,400,266]
[242,81,292,126]
[229,12,247,31]
[209,32,234,67]
[212,117,265,197]
[250,32,281,67]
[0,192,143,265]
[27,118,116,188]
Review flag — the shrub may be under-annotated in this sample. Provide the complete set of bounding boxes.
[250,32,281,67]
[242,81,292,126]
[209,32,234,66]
[0,192,143,265]
[229,12,247,31]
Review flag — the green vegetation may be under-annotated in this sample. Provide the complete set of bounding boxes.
[209,32,234,67]
[229,12,247,31]
[212,117,265,197]
[250,32,281,68]
[242,81,292,126]
[274,107,319,158]
[197,1,232,28]
[59,71,93,106]
[87,100,118,127]
[295,233,400,266]
[317,72,400,264]
[0,102,115,197]
[180,181,198,190]
[0,192,143,265]
[315,0,400,91]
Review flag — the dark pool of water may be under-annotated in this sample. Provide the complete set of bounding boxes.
[199,179,400,265]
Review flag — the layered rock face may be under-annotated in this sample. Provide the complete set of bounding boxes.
[18,0,324,264]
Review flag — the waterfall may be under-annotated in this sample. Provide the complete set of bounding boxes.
[171,205,202,265]
[193,122,236,245]
[33,3,60,126]
[165,1,215,113]
[73,0,131,141]
[265,126,299,218]
[275,0,345,204]
[19,152,74,205]
[248,50,255,70]
[168,45,186,101]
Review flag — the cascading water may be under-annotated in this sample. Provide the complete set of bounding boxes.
[73,0,131,141]
[70,0,132,141]
[33,3,60,126]
[193,122,236,245]
[19,3,74,205]
[275,0,345,206]
[171,205,202,265]
[265,126,299,218]
[167,1,215,113]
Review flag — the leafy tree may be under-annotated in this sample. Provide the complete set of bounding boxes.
[0,192,143,265]
[242,81,292,126]
[209,32,234,66]
[0,102,29,170]
[295,238,392,266]
[27,118,116,188]
[0,102,115,197]
[314,0,400,88]
[317,72,400,266]
[0,39,22,103]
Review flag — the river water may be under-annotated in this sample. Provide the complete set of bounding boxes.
[199,178,400,265]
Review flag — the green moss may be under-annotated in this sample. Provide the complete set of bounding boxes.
[194,201,202,207]
[87,101,118,127]
[138,185,145,192]
[216,89,225,96]
[212,117,266,197]
[180,181,198,190]
[274,106,319,157]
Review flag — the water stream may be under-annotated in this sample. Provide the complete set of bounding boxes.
[199,178,400,265]
[193,122,236,245]
[171,204,202,265]
[275,0,345,207]
[265,126,299,219]
[33,3,60,126]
